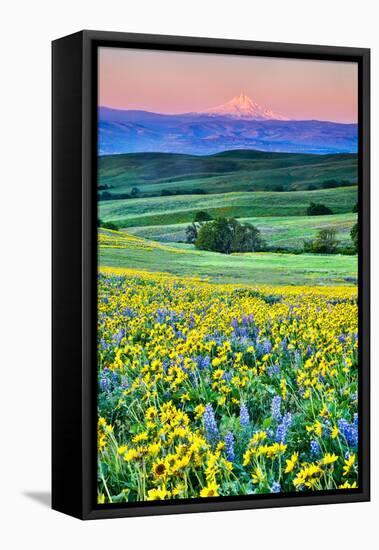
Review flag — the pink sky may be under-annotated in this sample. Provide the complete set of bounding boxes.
[98,47,358,123]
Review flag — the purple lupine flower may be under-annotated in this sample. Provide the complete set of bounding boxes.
[99,377,111,392]
[115,329,124,343]
[224,432,235,462]
[271,482,281,493]
[275,412,292,444]
[100,338,107,350]
[262,339,272,355]
[204,404,219,446]
[338,417,358,448]
[271,395,282,422]
[240,402,250,427]
[267,363,280,378]
[222,371,233,382]
[310,439,320,457]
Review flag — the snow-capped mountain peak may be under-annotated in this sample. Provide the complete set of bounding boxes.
[203,92,289,120]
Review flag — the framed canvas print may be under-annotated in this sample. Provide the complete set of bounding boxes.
[52,31,370,519]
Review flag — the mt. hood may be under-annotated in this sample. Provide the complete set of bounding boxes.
[202,92,289,120]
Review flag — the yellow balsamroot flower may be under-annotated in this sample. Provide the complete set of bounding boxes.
[257,443,287,459]
[306,420,323,438]
[124,448,139,462]
[213,369,224,380]
[147,441,161,457]
[331,426,339,439]
[293,463,321,489]
[132,431,148,444]
[97,494,105,504]
[172,484,185,497]
[180,392,190,403]
[98,417,113,450]
[280,378,287,400]
[147,485,170,501]
[250,431,267,446]
[152,460,169,479]
[319,405,330,419]
[319,453,339,467]
[145,406,157,421]
[339,481,358,489]
[343,454,356,476]
[252,466,265,485]
[200,481,220,497]
[194,404,205,419]
[284,452,299,474]
[243,448,254,467]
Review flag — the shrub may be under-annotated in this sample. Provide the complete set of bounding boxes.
[101,221,119,231]
[194,211,213,222]
[351,222,358,252]
[306,202,334,216]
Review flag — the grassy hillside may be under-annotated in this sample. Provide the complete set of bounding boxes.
[99,186,357,228]
[98,150,357,196]
[99,229,357,286]
[126,212,357,249]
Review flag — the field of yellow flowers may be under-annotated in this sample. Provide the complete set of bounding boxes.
[97,268,359,503]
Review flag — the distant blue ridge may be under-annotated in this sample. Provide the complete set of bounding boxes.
[98,108,358,157]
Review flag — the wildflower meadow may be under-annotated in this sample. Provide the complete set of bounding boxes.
[97,268,358,503]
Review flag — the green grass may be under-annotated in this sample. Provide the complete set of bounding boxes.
[99,229,357,286]
[99,186,357,228]
[126,212,357,250]
[98,150,357,196]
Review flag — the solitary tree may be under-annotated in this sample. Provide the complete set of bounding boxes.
[311,228,339,254]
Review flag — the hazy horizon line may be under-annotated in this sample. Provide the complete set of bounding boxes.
[98,104,358,125]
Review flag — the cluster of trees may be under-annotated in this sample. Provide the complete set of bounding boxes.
[186,214,265,254]
[98,187,140,201]
[320,179,355,189]
[98,186,209,201]
[161,188,207,197]
[186,210,358,256]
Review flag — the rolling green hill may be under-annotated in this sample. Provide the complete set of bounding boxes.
[126,212,357,250]
[98,150,357,197]
[99,186,357,228]
[99,229,357,286]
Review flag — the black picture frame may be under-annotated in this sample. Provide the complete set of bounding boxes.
[52,30,370,520]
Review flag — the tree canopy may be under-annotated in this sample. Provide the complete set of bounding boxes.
[194,217,265,254]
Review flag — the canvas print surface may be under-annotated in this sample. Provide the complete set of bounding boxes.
[97,47,359,504]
